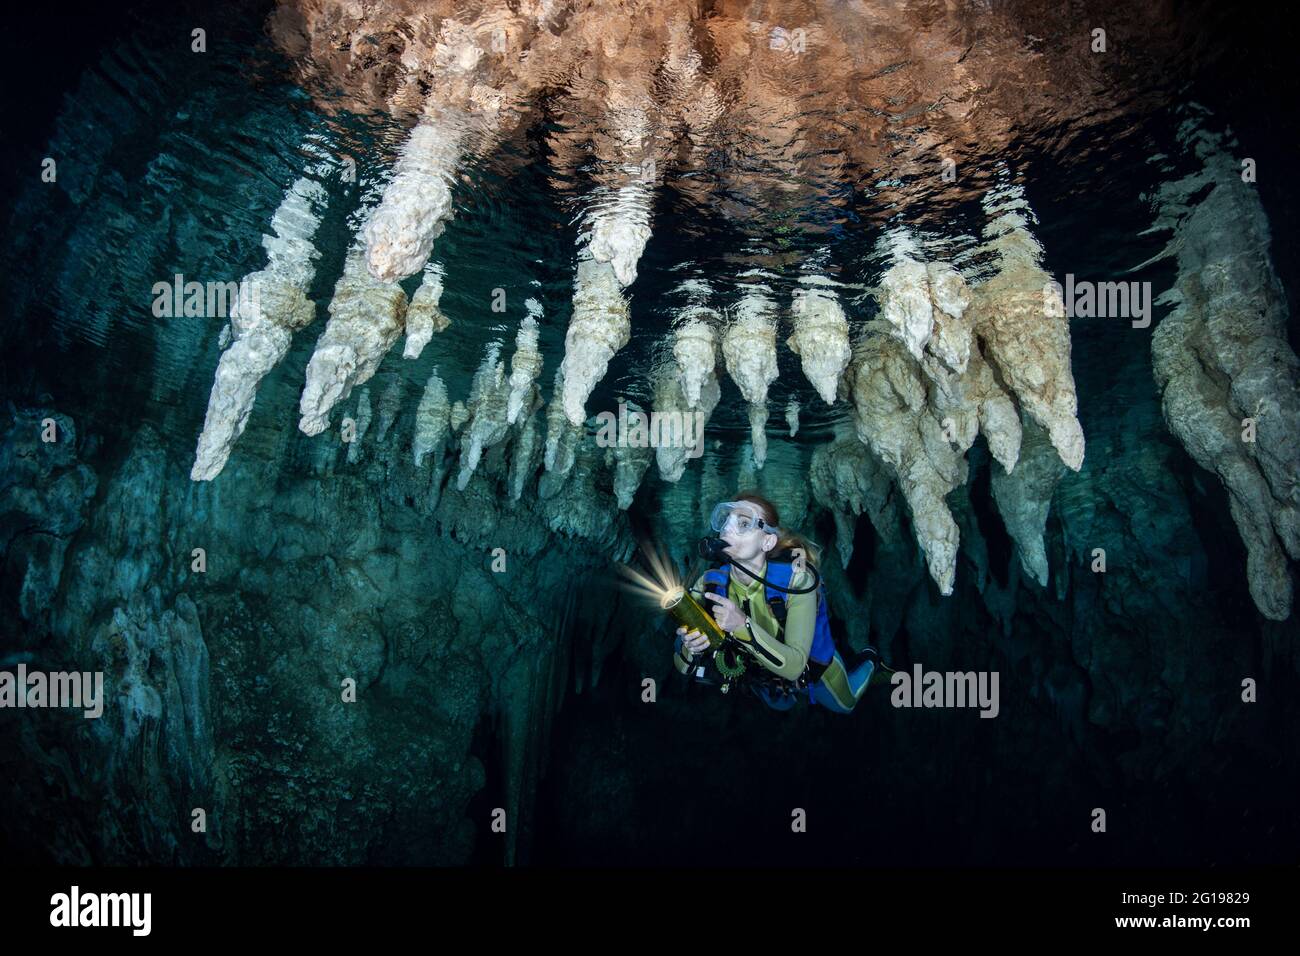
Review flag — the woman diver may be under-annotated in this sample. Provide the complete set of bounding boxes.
[673,492,885,713]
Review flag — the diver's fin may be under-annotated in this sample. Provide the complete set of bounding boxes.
[867,661,897,689]
[846,645,897,689]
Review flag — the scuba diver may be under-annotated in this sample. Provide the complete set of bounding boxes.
[673,492,888,713]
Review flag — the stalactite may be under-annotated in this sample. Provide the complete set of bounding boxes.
[413,368,451,468]
[365,111,471,283]
[722,285,779,469]
[967,179,1085,471]
[670,282,722,408]
[298,215,409,437]
[846,322,964,594]
[541,367,584,497]
[652,357,719,483]
[191,168,327,480]
[1146,119,1300,620]
[506,302,544,426]
[457,343,511,490]
[508,400,543,502]
[450,400,469,433]
[990,418,1066,586]
[374,374,404,447]
[609,401,655,509]
[555,62,662,426]
[809,431,898,569]
[403,261,450,359]
[558,256,631,426]
[588,181,653,287]
[346,388,372,465]
[788,278,851,404]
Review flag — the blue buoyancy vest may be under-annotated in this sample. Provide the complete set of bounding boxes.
[701,560,835,670]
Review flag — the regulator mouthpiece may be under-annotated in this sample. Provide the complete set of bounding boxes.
[698,535,729,563]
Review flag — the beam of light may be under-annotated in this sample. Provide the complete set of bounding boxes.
[614,538,683,609]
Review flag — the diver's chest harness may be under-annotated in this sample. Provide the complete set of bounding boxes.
[686,558,835,704]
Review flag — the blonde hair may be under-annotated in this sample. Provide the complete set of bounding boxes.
[734,490,822,570]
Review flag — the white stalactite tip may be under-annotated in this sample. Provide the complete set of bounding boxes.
[298,245,409,436]
[748,404,769,471]
[191,172,327,481]
[404,262,450,359]
[672,318,717,410]
[847,326,962,595]
[721,288,779,406]
[560,258,631,426]
[543,365,582,480]
[457,343,510,491]
[588,181,653,288]
[653,358,719,483]
[506,309,544,425]
[788,283,850,405]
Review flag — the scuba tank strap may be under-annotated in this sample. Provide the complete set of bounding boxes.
[762,560,832,684]
[761,560,793,638]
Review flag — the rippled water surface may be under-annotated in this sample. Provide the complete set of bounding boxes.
[1,1,1297,871]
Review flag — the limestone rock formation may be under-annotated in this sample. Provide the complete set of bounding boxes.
[542,366,585,496]
[788,279,851,404]
[298,222,409,437]
[345,388,372,465]
[652,358,719,483]
[809,432,896,569]
[588,182,653,288]
[365,115,469,283]
[608,401,655,510]
[413,369,451,468]
[846,323,964,594]
[722,285,780,469]
[558,257,631,426]
[672,311,719,410]
[192,170,327,480]
[990,419,1067,586]
[967,181,1085,472]
[403,261,450,359]
[457,343,511,490]
[1147,120,1300,620]
[506,305,544,426]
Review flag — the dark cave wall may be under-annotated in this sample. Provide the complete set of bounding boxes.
[532,361,1299,865]
[0,399,634,865]
[1,259,1297,867]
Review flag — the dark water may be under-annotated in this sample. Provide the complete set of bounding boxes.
[1,1,1297,867]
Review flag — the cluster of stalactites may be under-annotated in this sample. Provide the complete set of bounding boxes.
[841,218,1080,594]
[1147,118,1300,621]
[967,181,1086,472]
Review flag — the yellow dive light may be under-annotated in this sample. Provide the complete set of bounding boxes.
[660,585,728,649]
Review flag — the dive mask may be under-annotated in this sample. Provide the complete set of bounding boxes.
[708,500,779,537]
